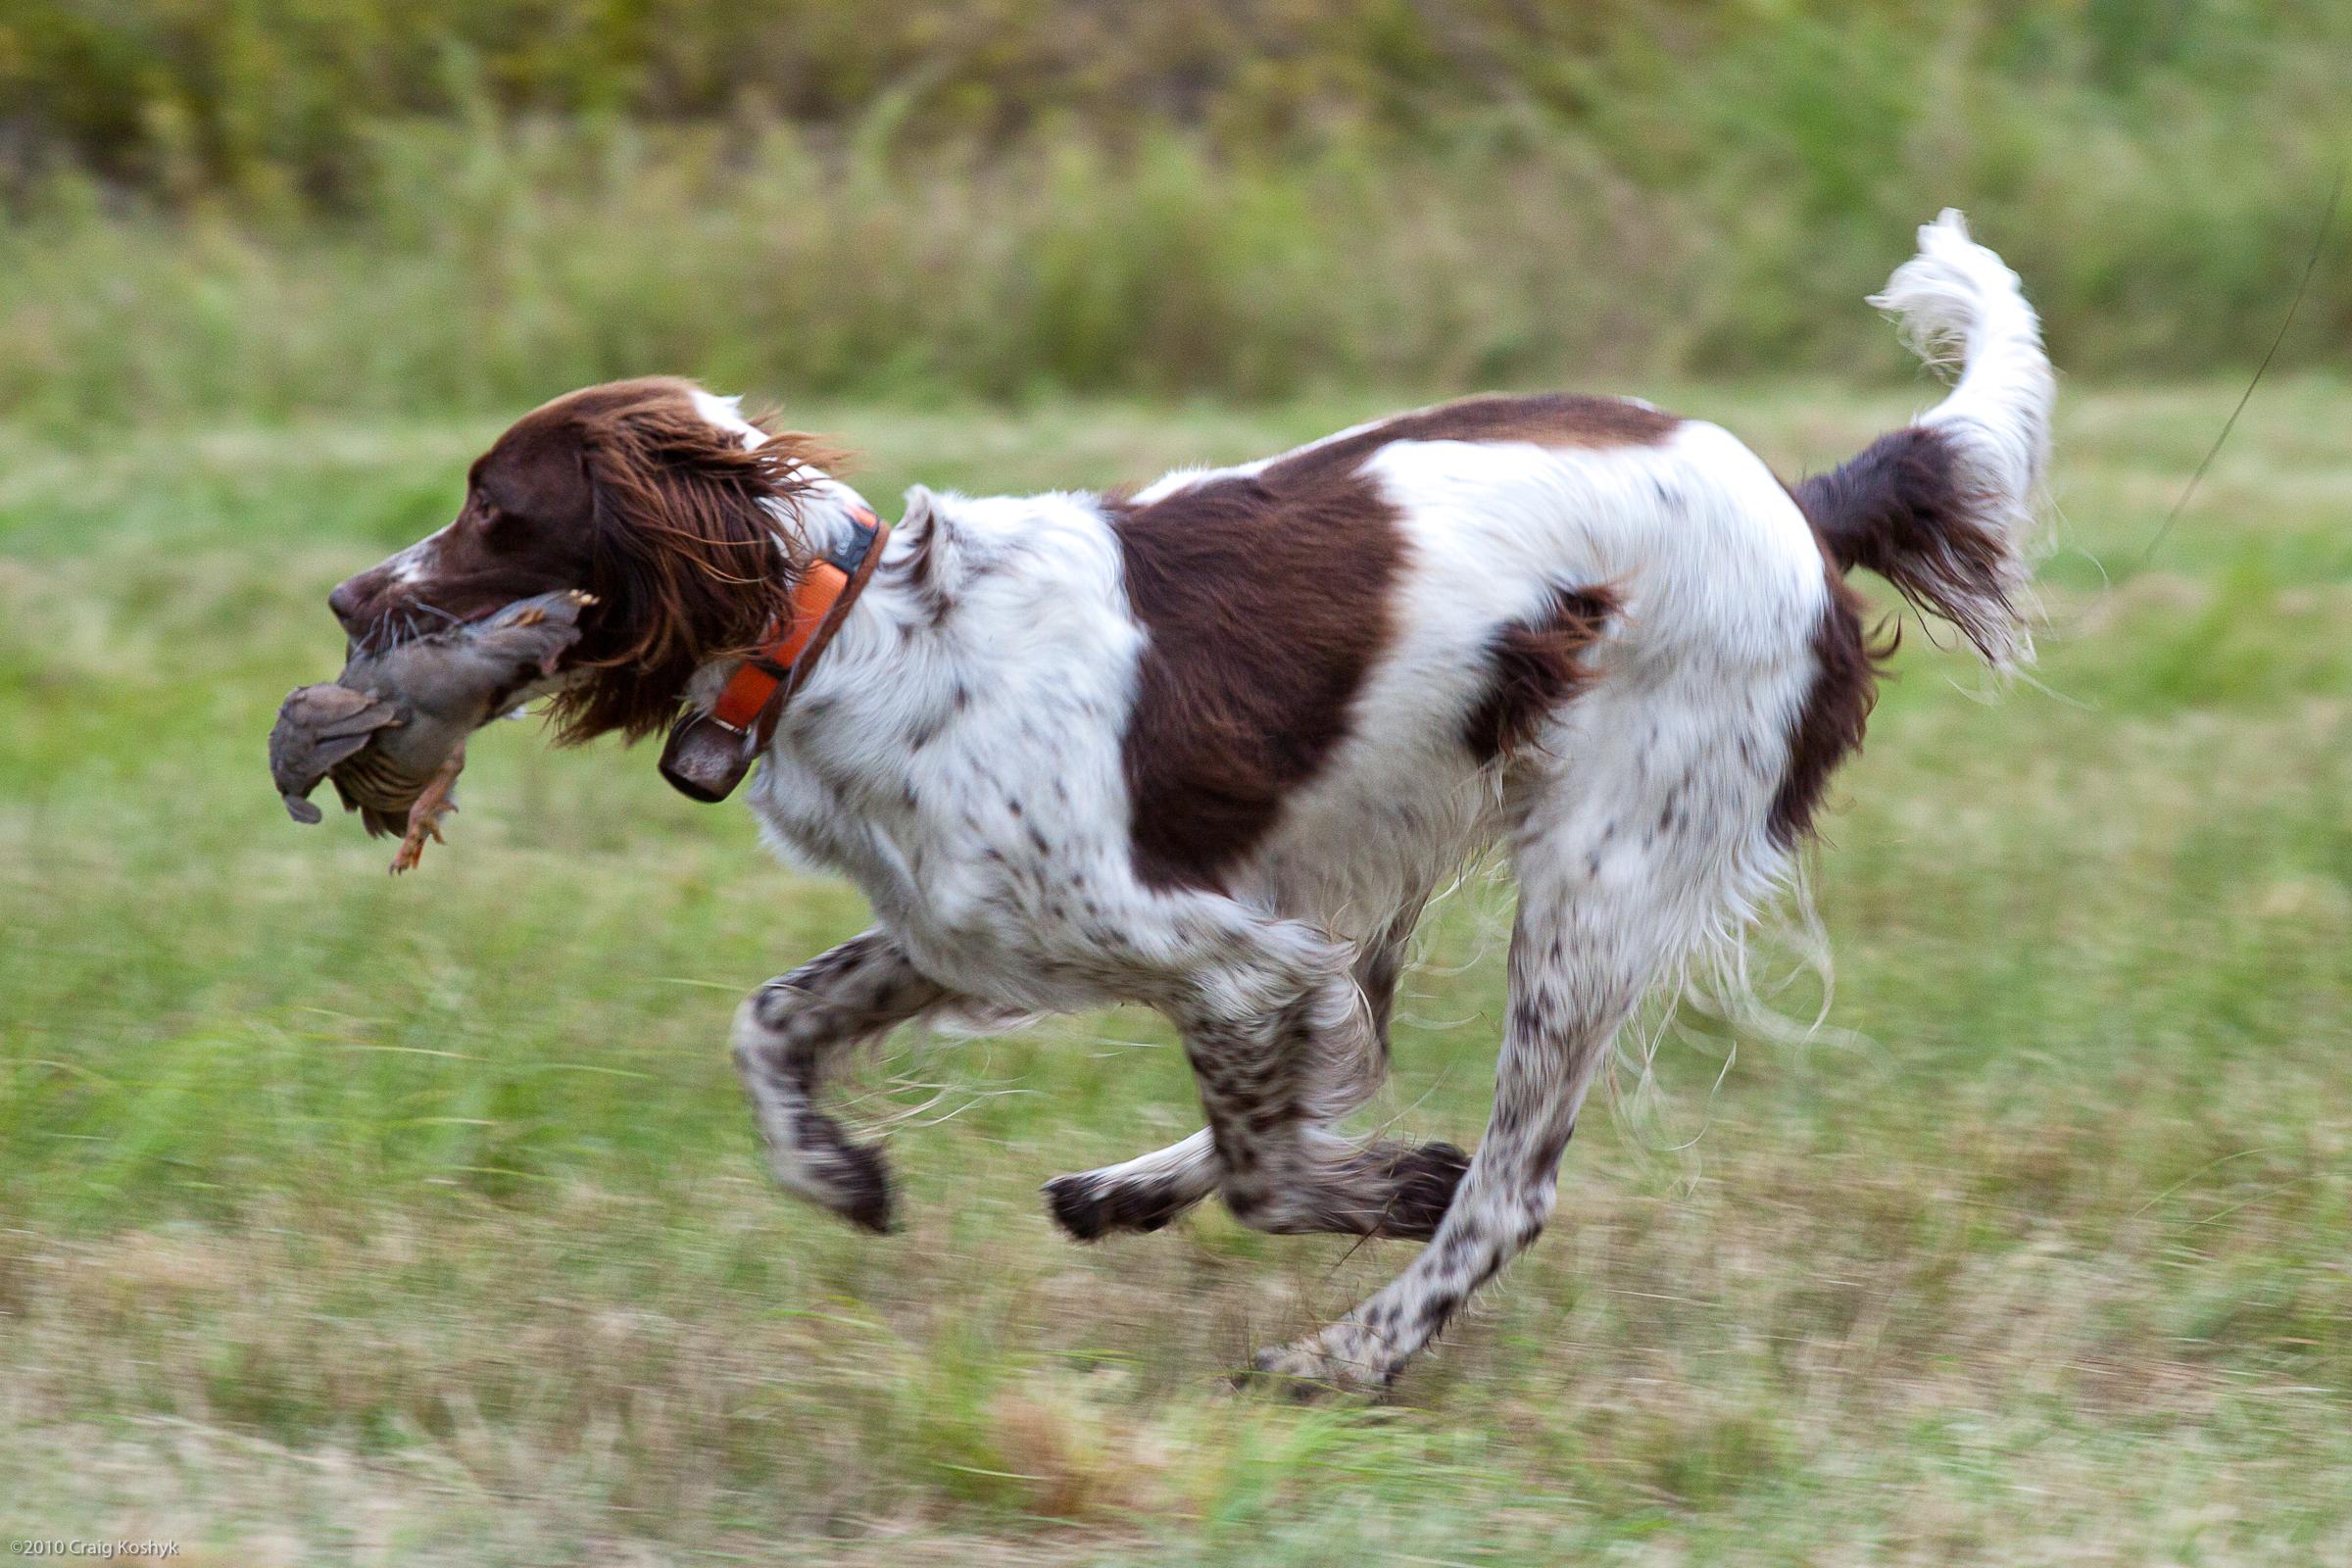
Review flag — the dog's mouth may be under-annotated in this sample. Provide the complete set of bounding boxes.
[345,584,592,658]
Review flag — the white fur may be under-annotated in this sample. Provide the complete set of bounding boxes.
[690,388,767,451]
[726,424,1827,1008]
[384,525,449,586]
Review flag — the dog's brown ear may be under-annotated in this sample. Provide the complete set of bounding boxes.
[546,397,831,745]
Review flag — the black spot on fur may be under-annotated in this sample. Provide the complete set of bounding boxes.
[1042,1172,1200,1241]
[1372,1141,1473,1241]
[826,1141,897,1235]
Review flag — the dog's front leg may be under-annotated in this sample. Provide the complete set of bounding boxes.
[731,927,947,1233]
[1044,907,1435,1242]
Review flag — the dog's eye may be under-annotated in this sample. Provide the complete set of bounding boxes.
[475,497,518,540]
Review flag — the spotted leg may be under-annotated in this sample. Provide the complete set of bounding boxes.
[1044,911,1464,1241]
[1250,691,1788,1392]
[731,928,949,1233]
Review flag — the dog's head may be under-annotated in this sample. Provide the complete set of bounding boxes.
[330,377,839,743]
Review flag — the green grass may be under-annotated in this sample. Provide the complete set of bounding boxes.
[2,379,2350,1563]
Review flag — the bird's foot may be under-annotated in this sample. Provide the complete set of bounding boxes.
[389,750,466,875]
[389,804,453,875]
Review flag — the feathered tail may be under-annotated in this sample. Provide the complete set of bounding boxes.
[1796,210,2055,667]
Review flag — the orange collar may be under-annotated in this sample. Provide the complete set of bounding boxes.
[658,505,889,802]
[708,504,889,734]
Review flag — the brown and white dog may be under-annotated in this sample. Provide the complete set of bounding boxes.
[329,212,2051,1390]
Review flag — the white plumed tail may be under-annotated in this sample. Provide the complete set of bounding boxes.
[1871,209,2055,663]
[1801,211,2055,669]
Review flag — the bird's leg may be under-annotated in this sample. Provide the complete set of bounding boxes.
[390,744,466,875]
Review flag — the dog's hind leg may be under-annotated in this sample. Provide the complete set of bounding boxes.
[733,928,948,1233]
[1249,685,1793,1393]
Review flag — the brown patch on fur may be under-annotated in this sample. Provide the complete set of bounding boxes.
[1462,584,1619,762]
[1106,394,1666,889]
[1794,423,2014,661]
[330,377,844,746]
[1769,564,1894,849]
[1111,469,1405,892]
[1246,395,1677,495]
[1365,392,1681,451]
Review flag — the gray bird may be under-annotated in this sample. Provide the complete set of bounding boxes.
[269,590,594,872]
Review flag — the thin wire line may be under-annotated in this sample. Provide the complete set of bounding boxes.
[2140,163,2345,564]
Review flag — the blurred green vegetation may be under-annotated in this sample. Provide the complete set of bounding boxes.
[2,1,2347,425]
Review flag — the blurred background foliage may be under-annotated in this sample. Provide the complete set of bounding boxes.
[2,0,2347,424]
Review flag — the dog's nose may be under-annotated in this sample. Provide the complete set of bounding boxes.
[327,577,367,632]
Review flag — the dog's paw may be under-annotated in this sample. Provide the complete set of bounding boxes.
[1042,1173,1111,1241]
[769,1137,899,1234]
[1237,1333,1397,1399]
[1042,1171,1193,1242]
[824,1141,898,1234]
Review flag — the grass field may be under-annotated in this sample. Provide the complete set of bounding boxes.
[2,379,2349,1564]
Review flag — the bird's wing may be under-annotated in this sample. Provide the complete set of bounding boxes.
[270,683,402,801]
[483,589,594,633]
[278,685,401,747]
[306,725,391,772]
[309,687,403,740]
[467,590,593,676]
[367,590,593,726]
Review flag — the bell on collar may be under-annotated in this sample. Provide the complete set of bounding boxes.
[659,709,758,803]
